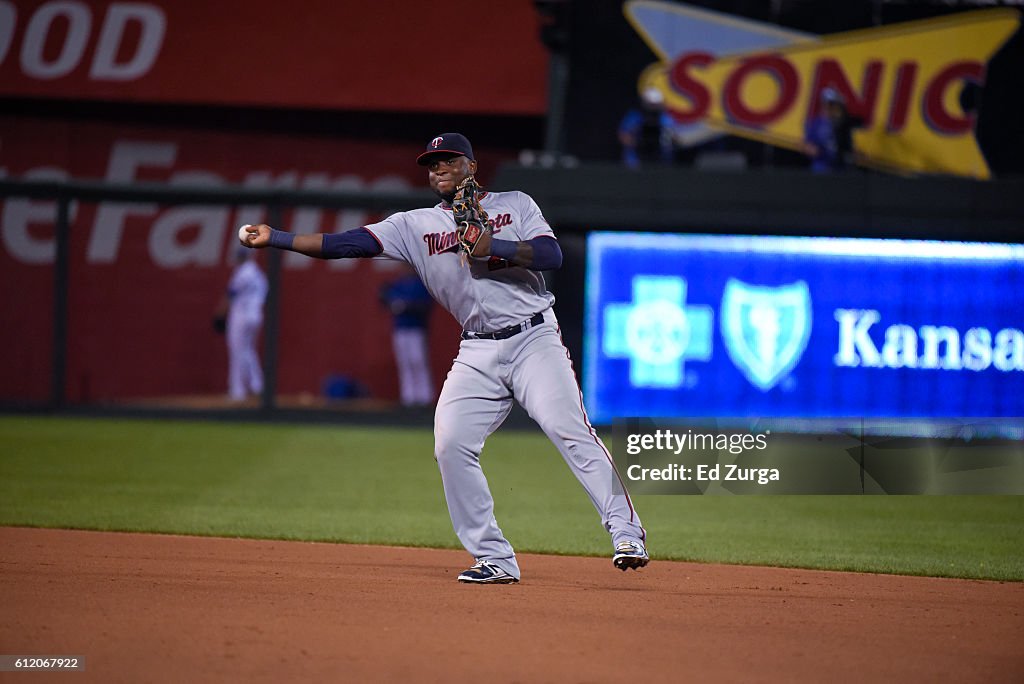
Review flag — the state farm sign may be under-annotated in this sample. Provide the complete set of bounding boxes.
[0,117,473,404]
[2,141,414,269]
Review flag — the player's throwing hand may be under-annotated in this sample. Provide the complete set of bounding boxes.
[238,224,272,248]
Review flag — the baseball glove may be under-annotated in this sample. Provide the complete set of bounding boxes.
[452,175,490,260]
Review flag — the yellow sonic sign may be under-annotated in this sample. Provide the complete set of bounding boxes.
[628,3,1020,178]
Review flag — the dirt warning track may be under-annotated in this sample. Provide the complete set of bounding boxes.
[1,527,1021,683]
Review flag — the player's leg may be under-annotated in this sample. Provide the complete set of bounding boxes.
[434,340,518,579]
[509,324,647,550]
[408,328,435,404]
[396,327,433,405]
[244,317,264,396]
[226,314,246,400]
[392,329,415,406]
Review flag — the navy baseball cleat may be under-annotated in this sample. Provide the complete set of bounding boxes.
[613,540,650,571]
[457,560,519,584]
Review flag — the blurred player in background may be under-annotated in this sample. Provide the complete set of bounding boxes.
[803,88,864,173]
[219,248,268,401]
[618,86,678,169]
[380,266,435,407]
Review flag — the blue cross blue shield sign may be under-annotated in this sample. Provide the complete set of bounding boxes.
[720,279,812,391]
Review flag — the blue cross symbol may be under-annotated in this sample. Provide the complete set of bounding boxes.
[602,276,714,388]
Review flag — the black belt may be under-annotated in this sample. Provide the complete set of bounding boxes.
[462,312,545,340]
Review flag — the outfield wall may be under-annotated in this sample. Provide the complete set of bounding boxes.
[2,166,1022,412]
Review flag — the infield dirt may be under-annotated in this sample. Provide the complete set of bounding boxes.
[1,527,1021,683]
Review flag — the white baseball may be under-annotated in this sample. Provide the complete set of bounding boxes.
[238,224,252,243]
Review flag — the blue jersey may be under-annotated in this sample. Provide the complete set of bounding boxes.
[619,108,675,165]
[804,115,842,172]
[382,275,432,329]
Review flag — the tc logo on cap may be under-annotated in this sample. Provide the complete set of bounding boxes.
[417,132,474,165]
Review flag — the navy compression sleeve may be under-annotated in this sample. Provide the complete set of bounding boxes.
[489,235,562,270]
[321,228,384,259]
[530,236,562,270]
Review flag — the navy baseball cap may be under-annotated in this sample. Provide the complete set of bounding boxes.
[416,133,474,166]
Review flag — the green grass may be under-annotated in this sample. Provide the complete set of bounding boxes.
[1,416,1022,581]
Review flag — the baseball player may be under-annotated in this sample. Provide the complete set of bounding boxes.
[240,133,648,583]
[380,267,435,407]
[223,248,268,401]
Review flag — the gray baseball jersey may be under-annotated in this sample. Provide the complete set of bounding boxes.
[366,189,645,580]
[365,191,555,332]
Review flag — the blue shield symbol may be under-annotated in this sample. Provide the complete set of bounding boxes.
[721,279,812,391]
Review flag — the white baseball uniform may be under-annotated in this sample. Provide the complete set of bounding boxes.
[392,327,434,406]
[364,190,645,580]
[227,259,268,400]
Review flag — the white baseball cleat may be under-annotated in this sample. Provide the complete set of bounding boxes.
[457,559,519,584]
[613,540,650,571]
